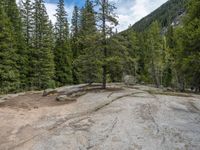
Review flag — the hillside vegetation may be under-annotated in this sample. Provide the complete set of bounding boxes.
[131,0,187,32]
[115,0,200,92]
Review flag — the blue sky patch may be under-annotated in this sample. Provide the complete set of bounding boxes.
[45,0,84,7]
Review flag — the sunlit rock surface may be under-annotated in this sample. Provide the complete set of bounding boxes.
[0,84,200,150]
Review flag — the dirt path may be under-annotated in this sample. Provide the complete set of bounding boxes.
[0,85,200,150]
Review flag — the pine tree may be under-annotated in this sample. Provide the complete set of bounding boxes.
[30,0,55,89]
[146,21,163,88]
[71,5,81,84]
[20,0,34,47]
[104,31,129,82]
[3,0,28,90]
[73,0,102,84]
[71,6,80,38]
[125,31,140,77]
[164,26,180,88]
[54,0,72,86]
[164,0,200,92]
[71,5,80,58]
[20,0,34,89]
[55,0,68,41]
[172,28,185,91]
[96,0,118,88]
[0,3,20,93]
[181,0,200,91]
[162,35,172,87]
[80,0,96,36]
[134,32,148,82]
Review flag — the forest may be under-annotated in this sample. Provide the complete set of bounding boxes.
[0,0,199,94]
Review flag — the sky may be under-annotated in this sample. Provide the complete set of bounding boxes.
[17,0,168,32]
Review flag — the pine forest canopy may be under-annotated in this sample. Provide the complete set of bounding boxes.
[0,0,199,94]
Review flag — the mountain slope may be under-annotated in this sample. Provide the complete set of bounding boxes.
[125,0,188,32]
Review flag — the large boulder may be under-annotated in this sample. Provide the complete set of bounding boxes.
[43,89,57,96]
[123,75,137,85]
[56,95,76,102]
[0,97,6,103]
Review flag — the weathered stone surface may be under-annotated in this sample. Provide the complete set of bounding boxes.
[56,95,76,102]
[43,89,57,96]
[0,84,200,150]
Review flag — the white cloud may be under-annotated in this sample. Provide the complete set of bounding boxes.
[45,3,57,24]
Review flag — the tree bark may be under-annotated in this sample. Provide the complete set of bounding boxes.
[151,60,160,88]
[102,0,107,89]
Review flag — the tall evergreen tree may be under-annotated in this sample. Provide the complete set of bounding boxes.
[181,0,200,91]
[20,0,34,47]
[55,0,68,40]
[54,0,72,86]
[30,0,55,89]
[73,0,102,84]
[165,26,181,89]
[164,0,200,91]
[162,35,172,87]
[80,0,96,36]
[71,6,80,38]
[172,27,186,91]
[71,5,80,58]
[96,0,118,88]
[146,21,163,88]
[0,3,20,93]
[125,31,140,77]
[20,0,34,89]
[71,5,81,84]
[3,0,28,89]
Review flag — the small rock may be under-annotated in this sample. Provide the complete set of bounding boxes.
[43,89,57,96]
[56,95,76,102]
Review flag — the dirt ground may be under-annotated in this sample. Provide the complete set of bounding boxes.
[0,84,200,150]
[0,85,122,110]
[0,93,71,110]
